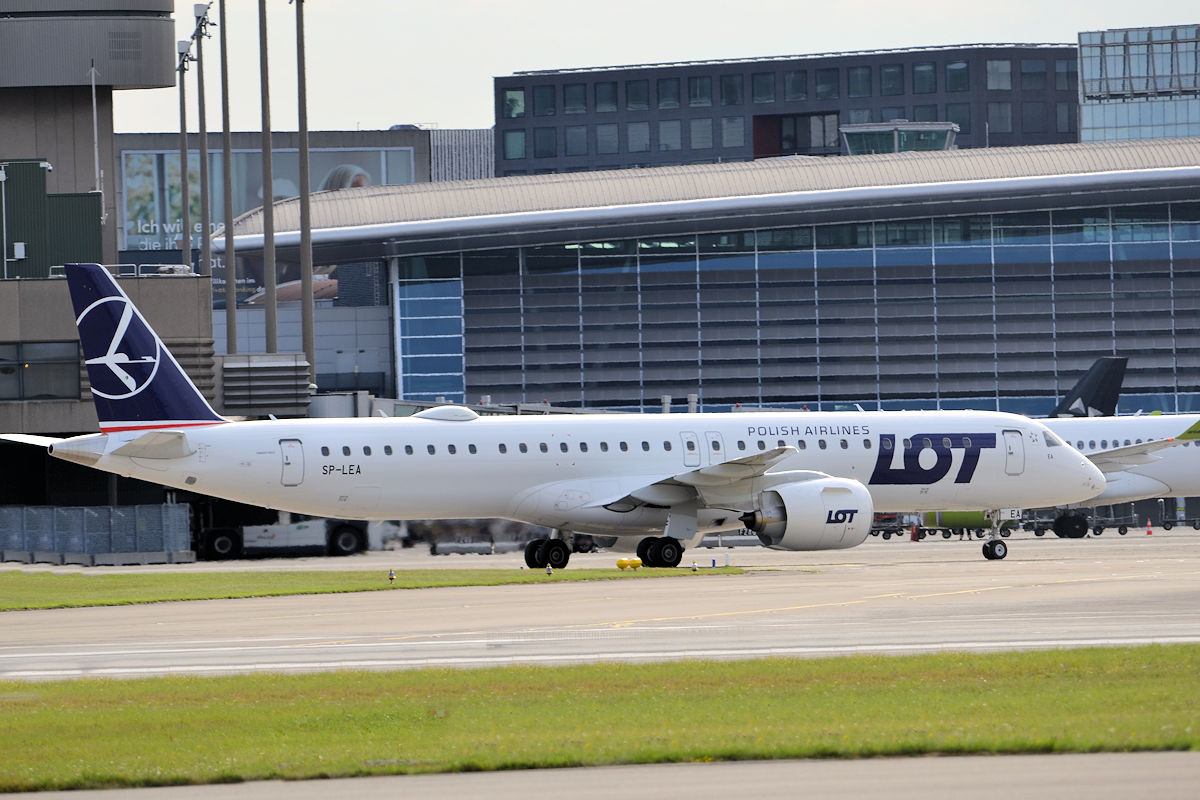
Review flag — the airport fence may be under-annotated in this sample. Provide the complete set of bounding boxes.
[0,504,192,564]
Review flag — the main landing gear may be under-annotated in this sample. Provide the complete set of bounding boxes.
[524,537,571,570]
[636,536,684,568]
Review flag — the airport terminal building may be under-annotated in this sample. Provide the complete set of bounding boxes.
[221,136,1200,416]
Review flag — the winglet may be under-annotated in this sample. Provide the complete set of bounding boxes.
[65,263,226,433]
[1180,420,1200,441]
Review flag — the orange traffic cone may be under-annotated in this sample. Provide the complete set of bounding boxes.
[1146,517,1153,536]
[910,523,918,542]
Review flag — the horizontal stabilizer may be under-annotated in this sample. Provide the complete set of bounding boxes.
[110,430,195,460]
[0,433,63,448]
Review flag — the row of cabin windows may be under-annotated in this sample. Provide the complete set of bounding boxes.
[1075,438,1196,450]
[318,437,912,457]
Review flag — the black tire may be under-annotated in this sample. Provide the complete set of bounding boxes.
[636,537,654,564]
[1093,527,1103,536]
[524,538,547,569]
[1118,525,1128,535]
[657,538,683,568]
[941,531,952,539]
[329,525,363,556]
[205,530,238,560]
[982,540,996,560]
[881,532,891,540]
[1192,522,1200,531]
[992,540,1007,560]
[545,539,571,570]
[1034,528,1045,537]
[1162,521,1174,531]
[1000,529,1011,538]
[644,538,663,568]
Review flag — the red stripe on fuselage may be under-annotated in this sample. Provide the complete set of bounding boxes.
[99,421,227,433]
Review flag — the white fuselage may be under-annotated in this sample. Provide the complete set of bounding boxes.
[1044,414,1200,505]
[54,409,1103,539]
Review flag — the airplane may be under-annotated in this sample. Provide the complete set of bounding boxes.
[1,264,1109,565]
[1048,357,1127,418]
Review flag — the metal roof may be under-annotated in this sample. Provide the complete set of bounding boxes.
[214,138,1200,261]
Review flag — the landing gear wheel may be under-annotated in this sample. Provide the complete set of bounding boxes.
[544,539,571,570]
[524,538,548,569]
[645,538,663,568]
[636,537,654,565]
[982,539,1008,560]
[1053,514,1089,539]
[657,538,683,568]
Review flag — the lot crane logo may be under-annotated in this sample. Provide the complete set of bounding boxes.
[76,295,161,400]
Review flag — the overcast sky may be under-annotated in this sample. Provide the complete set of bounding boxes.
[112,0,1199,134]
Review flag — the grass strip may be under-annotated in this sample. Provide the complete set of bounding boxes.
[0,566,743,611]
[1,645,1197,791]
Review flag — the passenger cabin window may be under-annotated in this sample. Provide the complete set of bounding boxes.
[342,446,351,456]
[448,445,457,455]
[863,439,872,449]
[468,444,477,454]
[499,443,508,454]
[427,445,436,455]
[1089,440,1096,449]
[737,440,746,451]
[321,446,330,456]
[840,439,848,450]
[642,441,650,451]
[540,443,549,453]
[405,445,414,455]
[798,440,807,450]
[663,441,672,451]
[883,438,893,450]
[757,440,766,451]
[619,441,628,452]
[580,442,589,453]
[687,440,697,452]
[601,442,609,452]
[777,439,786,448]
[942,437,951,448]
[711,440,720,451]
[363,446,372,456]
[818,439,827,450]
[560,442,569,453]
[519,443,529,453]
[902,438,912,449]
[922,437,932,449]
[962,437,971,448]
[384,445,393,455]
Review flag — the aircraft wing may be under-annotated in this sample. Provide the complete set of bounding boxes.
[1086,438,1182,474]
[584,446,807,510]
[0,433,63,448]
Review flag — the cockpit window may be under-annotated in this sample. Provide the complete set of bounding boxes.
[1044,432,1063,447]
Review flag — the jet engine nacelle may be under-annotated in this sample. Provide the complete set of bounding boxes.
[741,477,873,551]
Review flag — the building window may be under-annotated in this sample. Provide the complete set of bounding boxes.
[690,118,713,149]
[848,66,871,98]
[595,82,617,112]
[913,104,938,121]
[1020,59,1046,90]
[912,62,936,93]
[564,83,586,114]
[0,342,79,400]
[596,123,618,154]
[533,85,555,116]
[501,89,525,119]
[658,119,681,150]
[720,74,743,105]
[657,77,680,109]
[626,79,649,111]
[880,105,905,121]
[565,125,587,156]
[502,130,526,160]
[533,127,556,158]
[815,68,839,99]
[987,101,1013,133]
[1056,101,1077,133]
[945,60,969,92]
[783,70,806,101]
[986,59,1012,90]
[880,64,903,96]
[847,109,871,124]
[627,121,650,152]
[1055,59,1077,91]
[688,75,712,107]
[946,102,971,133]
[752,72,775,103]
[1022,101,1047,132]
[721,117,744,148]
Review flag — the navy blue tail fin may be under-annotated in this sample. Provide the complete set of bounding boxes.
[65,263,225,433]
[1049,356,1127,418]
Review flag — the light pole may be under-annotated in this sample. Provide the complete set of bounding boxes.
[177,38,194,270]
[194,3,212,277]
[258,0,277,353]
[294,0,315,384]
[0,165,7,280]
[218,0,237,350]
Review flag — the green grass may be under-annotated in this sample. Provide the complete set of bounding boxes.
[0,566,744,611]
[0,645,1196,791]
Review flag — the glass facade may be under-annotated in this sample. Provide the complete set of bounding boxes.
[389,201,1200,415]
[1080,25,1200,141]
